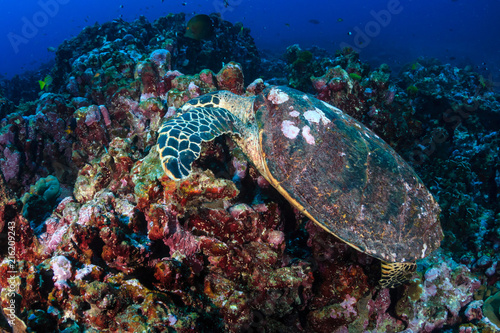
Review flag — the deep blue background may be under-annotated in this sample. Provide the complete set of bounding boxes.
[1,0,499,82]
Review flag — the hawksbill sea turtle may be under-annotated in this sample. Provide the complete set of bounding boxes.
[156,85,443,288]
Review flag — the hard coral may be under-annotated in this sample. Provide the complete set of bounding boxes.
[21,175,61,226]
[216,61,245,95]
[396,251,481,332]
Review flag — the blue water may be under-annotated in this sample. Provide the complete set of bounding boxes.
[1,0,499,81]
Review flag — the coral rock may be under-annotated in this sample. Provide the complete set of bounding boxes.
[216,61,245,95]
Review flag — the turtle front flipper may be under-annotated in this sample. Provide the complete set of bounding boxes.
[379,261,417,288]
[157,107,242,180]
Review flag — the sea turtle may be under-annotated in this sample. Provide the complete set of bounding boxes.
[157,85,443,288]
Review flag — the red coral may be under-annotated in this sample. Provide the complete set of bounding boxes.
[216,61,244,95]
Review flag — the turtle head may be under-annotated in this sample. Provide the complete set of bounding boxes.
[158,90,261,181]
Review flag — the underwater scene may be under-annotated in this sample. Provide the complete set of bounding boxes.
[0,0,499,332]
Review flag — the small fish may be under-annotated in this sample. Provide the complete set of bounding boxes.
[119,4,124,8]
[347,31,352,35]
[182,2,187,5]
[47,46,56,52]
[284,23,290,28]
[337,18,343,22]
[65,118,77,135]
[185,14,214,40]
[308,19,320,24]
[38,75,53,90]
[94,72,100,78]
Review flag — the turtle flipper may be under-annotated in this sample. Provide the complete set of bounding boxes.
[379,261,417,288]
[157,107,241,180]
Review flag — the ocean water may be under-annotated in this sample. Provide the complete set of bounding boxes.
[1,0,499,82]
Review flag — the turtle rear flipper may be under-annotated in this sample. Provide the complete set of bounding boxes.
[379,262,417,288]
[157,107,241,180]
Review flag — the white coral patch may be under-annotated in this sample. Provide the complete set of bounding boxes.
[281,120,300,139]
[304,110,321,124]
[51,256,72,289]
[75,264,97,280]
[268,88,289,104]
[316,107,332,125]
[226,62,242,71]
[302,126,315,145]
[421,243,428,258]
[289,110,300,117]
[304,107,331,126]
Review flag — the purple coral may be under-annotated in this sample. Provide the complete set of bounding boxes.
[51,256,72,289]
[0,147,21,182]
[330,295,357,319]
[150,49,171,74]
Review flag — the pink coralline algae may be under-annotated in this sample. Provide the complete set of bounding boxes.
[0,147,21,182]
[385,88,396,105]
[188,81,201,98]
[83,105,102,126]
[397,252,482,332]
[199,69,216,86]
[330,295,357,319]
[98,105,112,127]
[42,217,69,253]
[246,78,266,95]
[51,255,73,289]
[464,300,483,321]
[149,49,172,76]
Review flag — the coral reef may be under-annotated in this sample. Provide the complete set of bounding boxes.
[310,48,422,152]
[0,13,499,333]
[283,44,329,92]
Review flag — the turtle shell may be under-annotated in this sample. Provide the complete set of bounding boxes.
[254,86,442,263]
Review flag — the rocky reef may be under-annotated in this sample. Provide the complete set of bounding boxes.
[1,13,500,333]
